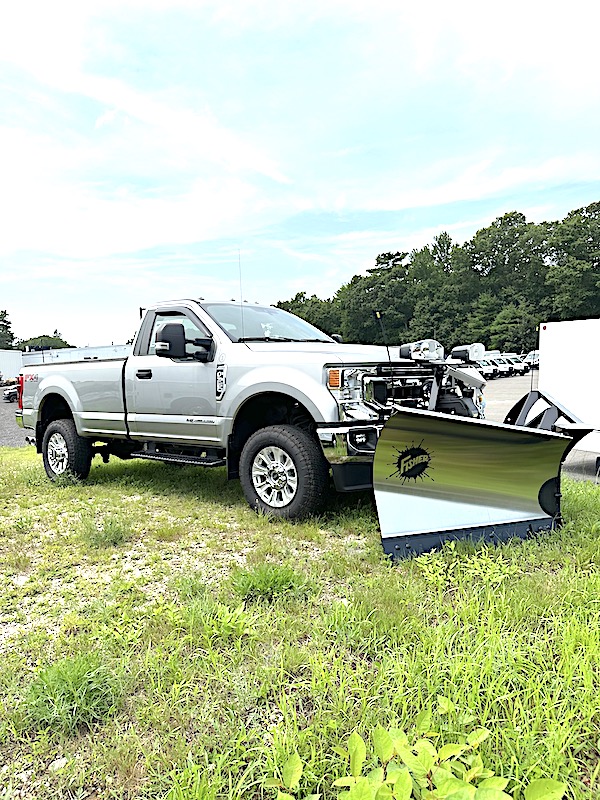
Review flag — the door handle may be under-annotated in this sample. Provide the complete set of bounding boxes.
[136,369,153,379]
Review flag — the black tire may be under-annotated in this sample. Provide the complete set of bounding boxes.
[42,419,93,481]
[239,425,329,519]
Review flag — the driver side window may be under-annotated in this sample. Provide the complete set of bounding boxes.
[148,312,209,358]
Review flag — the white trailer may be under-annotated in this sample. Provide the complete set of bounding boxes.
[0,349,23,383]
[538,318,600,455]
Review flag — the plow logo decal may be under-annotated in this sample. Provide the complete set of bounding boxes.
[389,441,433,483]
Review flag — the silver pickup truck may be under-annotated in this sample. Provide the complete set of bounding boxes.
[17,298,486,521]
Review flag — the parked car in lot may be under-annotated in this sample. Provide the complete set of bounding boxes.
[2,384,18,403]
[476,359,497,379]
[502,354,530,375]
[524,350,539,369]
[488,357,511,376]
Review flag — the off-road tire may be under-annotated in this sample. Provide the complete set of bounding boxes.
[239,425,329,519]
[42,419,93,481]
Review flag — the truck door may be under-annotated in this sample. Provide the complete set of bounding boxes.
[125,308,221,445]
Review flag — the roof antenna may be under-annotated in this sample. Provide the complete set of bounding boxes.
[374,310,393,371]
[238,249,246,340]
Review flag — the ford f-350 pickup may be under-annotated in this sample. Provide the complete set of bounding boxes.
[16,299,582,555]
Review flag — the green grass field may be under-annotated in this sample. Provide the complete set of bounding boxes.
[0,447,599,799]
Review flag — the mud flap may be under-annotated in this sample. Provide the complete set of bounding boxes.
[373,406,578,558]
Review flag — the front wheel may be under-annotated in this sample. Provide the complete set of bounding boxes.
[42,419,93,481]
[239,425,329,519]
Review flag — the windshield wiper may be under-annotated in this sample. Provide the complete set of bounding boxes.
[238,336,333,343]
[237,336,296,342]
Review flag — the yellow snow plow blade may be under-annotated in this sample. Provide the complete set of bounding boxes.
[373,404,583,558]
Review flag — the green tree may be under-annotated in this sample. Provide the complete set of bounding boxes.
[0,310,15,349]
[407,235,479,349]
[546,201,600,319]
[466,292,503,347]
[466,211,552,311]
[276,292,341,335]
[489,302,538,351]
[19,330,71,350]
[334,252,413,343]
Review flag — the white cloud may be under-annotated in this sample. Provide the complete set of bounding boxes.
[0,0,598,347]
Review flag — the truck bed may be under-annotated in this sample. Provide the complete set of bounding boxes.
[22,345,131,367]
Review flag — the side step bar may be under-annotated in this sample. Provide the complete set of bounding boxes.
[131,450,226,468]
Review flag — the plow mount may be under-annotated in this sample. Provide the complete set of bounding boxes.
[374,390,592,557]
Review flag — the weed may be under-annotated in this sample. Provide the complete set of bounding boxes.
[230,563,311,603]
[266,721,569,799]
[79,513,133,548]
[184,600,257,647]
[172,572,210,601]
[25,652,123,734]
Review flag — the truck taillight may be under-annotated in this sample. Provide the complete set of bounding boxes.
[17,375,24,410]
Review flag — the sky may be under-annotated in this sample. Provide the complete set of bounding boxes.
[1,0,599,347]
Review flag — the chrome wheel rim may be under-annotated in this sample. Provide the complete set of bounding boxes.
[251,445,298,508]
[47,432,69,474]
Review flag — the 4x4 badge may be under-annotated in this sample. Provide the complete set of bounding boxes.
[389,441,433,483]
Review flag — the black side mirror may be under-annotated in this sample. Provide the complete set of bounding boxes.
[188,337,214,362]
[155,323,214,362]
[331,333,343,343]
[155,323,187,358]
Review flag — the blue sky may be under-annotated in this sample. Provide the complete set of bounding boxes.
[1,0,599,346]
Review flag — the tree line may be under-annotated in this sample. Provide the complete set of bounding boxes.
[277,201,600,353]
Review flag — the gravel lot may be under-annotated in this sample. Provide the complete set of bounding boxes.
[0,395,29,447]
[481,371,536,422]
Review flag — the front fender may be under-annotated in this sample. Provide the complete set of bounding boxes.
[221,367,338,425]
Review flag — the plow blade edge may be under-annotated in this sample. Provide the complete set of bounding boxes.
[373,406,576,558]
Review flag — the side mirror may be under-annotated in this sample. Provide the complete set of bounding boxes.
[189,337,214,362]
[155,323,213,362]
[155,323,187,359]
[331,334,344,343]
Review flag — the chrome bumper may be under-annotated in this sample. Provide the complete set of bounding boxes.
[317,422,384,492]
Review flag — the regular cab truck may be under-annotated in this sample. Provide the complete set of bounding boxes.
[15,299,586,556]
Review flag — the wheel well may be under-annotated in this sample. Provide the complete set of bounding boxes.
[35,394,74,452]
[227,392,316,479]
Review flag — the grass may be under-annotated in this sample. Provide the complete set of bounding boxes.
[0,447,599,798]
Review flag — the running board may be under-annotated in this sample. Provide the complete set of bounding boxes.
[373,404,591,558]
[132,451,226,467]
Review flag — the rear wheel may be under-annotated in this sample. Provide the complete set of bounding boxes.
[239,425,329,519]
[42,419,93,481]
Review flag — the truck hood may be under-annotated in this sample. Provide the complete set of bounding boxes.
[242,341,402,365]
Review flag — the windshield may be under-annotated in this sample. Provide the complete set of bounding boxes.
[201,303,333,343]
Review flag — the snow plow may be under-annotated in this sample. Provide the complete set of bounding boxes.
[373,389,591,557]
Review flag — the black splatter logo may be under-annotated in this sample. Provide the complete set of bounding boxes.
[389,440,433,483]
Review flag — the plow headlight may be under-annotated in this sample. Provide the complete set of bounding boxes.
[398,339,444,361]
[450,343,485,362]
